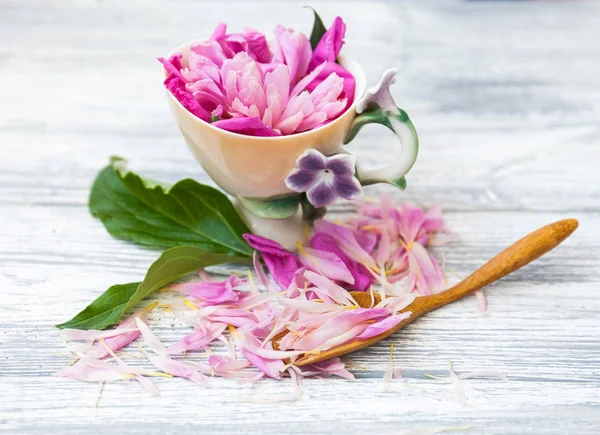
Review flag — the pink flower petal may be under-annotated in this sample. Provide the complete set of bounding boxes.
[243,234,300,289]
[167,275,244,305]
[298,245,355,285]
[355,311,411,339]
[303,271,356,305]
[310,232,375,291]
[167,323,227,355]
[242,28,272,63]
[309,16,347,70]
[313,220,377,270]
[212,117,280,137]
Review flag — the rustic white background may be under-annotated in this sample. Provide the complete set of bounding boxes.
[1,0,599,433]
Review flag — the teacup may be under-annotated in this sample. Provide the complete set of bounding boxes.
[164,41,419,249]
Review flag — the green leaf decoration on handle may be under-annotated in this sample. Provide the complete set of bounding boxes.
[306,6,327,50]
[57,247,248,330]
[238,195,301,219]
[90,157,253,258]
[344,69,419,189]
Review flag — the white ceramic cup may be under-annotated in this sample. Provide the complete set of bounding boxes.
[164,41,419,248]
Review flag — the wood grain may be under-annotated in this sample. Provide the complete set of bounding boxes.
[1,0,599,434]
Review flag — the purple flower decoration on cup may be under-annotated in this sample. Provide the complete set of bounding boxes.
[285,149,362,208]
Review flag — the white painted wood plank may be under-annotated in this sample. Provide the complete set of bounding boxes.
[1,0,599,434]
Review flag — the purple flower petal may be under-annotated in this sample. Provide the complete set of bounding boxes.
[325,154,356,176]
[333,176,362,201]
[296,149,327,171]
[285,169,319,192]
[212,117,280,137]
[307,183,337,208]
[243,234,300,289]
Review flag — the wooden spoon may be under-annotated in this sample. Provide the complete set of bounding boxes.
[290,218,578,367]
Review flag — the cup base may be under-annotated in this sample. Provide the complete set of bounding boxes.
[234,199,306,252]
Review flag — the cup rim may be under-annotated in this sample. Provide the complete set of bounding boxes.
[164,40,366,142]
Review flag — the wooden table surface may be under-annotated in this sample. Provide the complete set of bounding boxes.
[2,1,599,433]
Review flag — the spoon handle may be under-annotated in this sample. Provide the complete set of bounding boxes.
[414,219,579,315]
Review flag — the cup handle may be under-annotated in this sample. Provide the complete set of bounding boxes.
[343,68,419,190]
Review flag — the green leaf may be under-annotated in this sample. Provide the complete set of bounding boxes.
[57,247,247,330]
[388,176,407,190]
[89,158,253,258]
[239,195,301,219]
[306,6,327,50]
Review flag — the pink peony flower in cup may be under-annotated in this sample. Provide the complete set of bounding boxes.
[160,18,354,136]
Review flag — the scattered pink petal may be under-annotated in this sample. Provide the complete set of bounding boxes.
[167,322,227,354]
[448,361,467,407]
[243,234,300,289]
[475,290,488,314]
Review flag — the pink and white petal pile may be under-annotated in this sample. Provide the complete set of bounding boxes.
[160,17,354,136]
[57,199,456,400]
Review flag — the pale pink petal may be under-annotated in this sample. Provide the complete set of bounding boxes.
[313,220,377,269]
[449,362,467,407]
[272,25,312,85]
[408,243,446,295]
[310,73,344,106]
[310,232,375,291]
[242,28,272,63]
[190,41,227,67]
[280,91,314,120]
[303,270,356,305]
[296,112,327,133]
[356,311,411,339]
[298,245,355,285]
[290,62,325,98]
[167,323,227,354]
[61,328,138,341]
[135,317,168,357]
[167,275,243,305]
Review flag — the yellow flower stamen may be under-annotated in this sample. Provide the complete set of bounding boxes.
[182,298,199,311]
[147,372,173,378]
[136,343,150,359]
[145,301,159,311]
[423,373,442,380]
[398,237,413,251]
[296,241,306,256]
